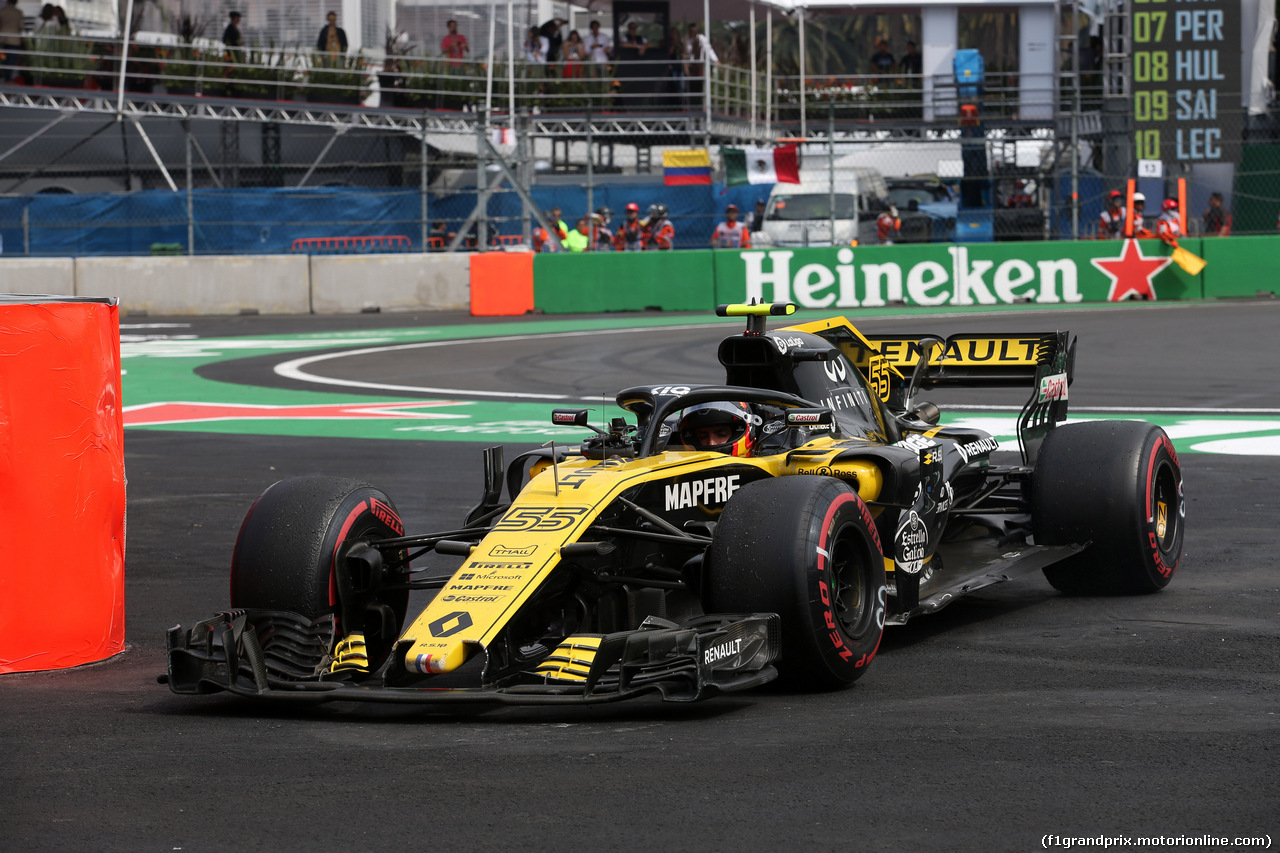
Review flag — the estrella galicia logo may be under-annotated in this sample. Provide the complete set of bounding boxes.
[428,610,473,638]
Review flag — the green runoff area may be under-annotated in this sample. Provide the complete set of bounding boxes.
[121,307,1280,457]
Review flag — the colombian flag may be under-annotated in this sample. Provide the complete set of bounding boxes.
[663,149,712,186]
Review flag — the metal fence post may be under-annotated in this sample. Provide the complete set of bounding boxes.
[22,204,29,255]
[828,100,835,244]
[476,112,488,251]
[420,117,429,252]
[519,111,531,245]
[1070,111,1079,240]
[184,120,193,255]
[586,103,594,222]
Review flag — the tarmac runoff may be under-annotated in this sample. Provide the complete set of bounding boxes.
[120,302,1280,454]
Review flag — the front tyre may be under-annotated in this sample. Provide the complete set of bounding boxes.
[230,476,409,669]
[1034,421,1184,595]
[705,476,886,689]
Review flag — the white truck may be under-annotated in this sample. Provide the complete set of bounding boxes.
[754,167,890,248]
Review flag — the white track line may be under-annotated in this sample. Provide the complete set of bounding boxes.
[274,319,1280,415]
[273,324,717,401]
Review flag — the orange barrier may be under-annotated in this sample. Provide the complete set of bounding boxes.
[0,296,126,674]
[291,235,413,253]
[470,251,534,316]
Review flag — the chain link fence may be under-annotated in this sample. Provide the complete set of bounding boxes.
[2,21,1277,255]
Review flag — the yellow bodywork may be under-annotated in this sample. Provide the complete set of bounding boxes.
[400,437,885,676]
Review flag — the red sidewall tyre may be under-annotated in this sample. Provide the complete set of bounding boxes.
[230,476,409,662]
[1034,421,1184,595]
[706,476,886,689]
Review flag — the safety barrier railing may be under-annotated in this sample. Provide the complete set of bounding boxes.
[4,33,1091,126]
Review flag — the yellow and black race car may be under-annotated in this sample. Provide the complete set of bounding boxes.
[165,303,1185,706]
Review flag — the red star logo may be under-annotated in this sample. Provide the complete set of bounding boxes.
[123,400,468,427]
[1092,239,1172,302]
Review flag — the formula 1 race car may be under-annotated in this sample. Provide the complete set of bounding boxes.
[164,303,1185,706]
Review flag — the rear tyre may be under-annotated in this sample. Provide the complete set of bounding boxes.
[1034,421,1184,595]
[705,476,886,689]
[230,476,409,668]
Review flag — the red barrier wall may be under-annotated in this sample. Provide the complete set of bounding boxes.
[0,297,126,673]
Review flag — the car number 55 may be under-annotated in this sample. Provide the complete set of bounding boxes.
[495,506,590,532]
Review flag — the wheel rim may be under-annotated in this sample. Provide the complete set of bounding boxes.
[828,522,873,637]
[1151,460,1181,556]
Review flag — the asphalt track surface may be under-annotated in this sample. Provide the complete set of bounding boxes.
[4,301,1279,852]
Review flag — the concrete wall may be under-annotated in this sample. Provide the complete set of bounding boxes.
[7,253,468,315]
[0,258,76,296]
[75,255,311,315]
[310,253,470,313]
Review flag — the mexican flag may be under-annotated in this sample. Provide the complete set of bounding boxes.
[722,145,801,186]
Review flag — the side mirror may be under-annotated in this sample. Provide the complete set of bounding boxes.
[551,409,605,435]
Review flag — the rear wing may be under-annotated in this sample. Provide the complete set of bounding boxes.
[786,317,1075,465]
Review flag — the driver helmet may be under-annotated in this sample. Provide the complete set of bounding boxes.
[1161,198,1178,211]
[678,402,758,457]
[649,203,668,221]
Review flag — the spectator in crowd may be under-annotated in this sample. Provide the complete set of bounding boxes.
[562,30,587,79]
[429,221,449,250]
[711,203,751,249]
[621,20,649,57]
[1006,180,1034,208]
[614,202,647,251]
[899,40,922,76]
[564,218,592,252]
[36,4,55,32]
[52,5,68,32]
[587,20,612,70]
[0,0,23,82]
[317,10,348,54]
[1156,198,1181,247]
[548,206,568,241]
[592,207,614,250]
[684,23,718,101]
[524,26,549,65]
[1203,192,1231,236]
[222,11,243,48]
[1098,189,1126,239]
[666,26,687,107]
[441,19,468,62]
[1131,193,1152,238]
[876,205,901,245]
[645,204,675,250]
[870,39,895,78]
[539,17,566,64]
[532,212,562,252]
[747,198,767,232]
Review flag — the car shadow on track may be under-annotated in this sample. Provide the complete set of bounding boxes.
[139,691,758,725]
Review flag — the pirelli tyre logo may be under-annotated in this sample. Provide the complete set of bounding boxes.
[665,474,742,511]
[368,497,404,536]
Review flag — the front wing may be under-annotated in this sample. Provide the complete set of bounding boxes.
[163,610,781,705]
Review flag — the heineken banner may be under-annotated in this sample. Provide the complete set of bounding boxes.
[521,236,1280,315]
[712,239,1203,308]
